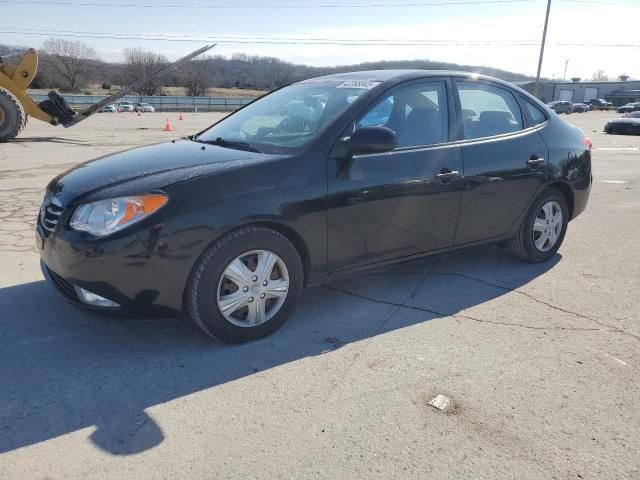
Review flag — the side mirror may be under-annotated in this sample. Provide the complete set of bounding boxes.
[347,126,398,156]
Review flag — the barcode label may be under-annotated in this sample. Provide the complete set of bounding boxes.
[336,80,381,89]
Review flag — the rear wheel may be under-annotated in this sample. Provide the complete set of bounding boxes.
[186,226,303,342]
[0,87,26,142]
[510,189,569,263]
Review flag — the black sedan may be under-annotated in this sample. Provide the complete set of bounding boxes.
[604,111,640,135]
[616,102,640,114]
[572,103,590,113]
[37,70,592,342]
[547,100,573,114]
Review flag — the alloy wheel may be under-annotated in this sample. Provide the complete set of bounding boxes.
[216,249,290,327]
[532,200,563,252]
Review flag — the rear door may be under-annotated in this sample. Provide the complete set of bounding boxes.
[453,80,549,245]
[327,78,464,271]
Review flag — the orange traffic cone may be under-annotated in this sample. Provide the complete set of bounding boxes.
[178,112,184,121]
[164,118,172,131]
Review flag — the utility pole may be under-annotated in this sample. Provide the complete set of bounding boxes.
[563,59,569,81]
[534,0,552,98]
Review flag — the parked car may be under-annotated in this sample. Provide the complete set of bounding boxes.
[616,102,640,114]
[604,111,640,135]
[135,102,155,113]
[36,70,592,342]
[572,103,590,113]
[587,98,612,110]
[117,102,134,112]
[547,101,573,114]
[100,104,117,113]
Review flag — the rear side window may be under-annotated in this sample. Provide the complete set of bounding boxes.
[457,82,523,139]
[524,100,547,126]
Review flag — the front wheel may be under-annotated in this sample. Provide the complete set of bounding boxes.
[0,87,26,142]
[186,226,304,342]
[509,189,569,263]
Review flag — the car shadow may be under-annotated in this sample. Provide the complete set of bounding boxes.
[0,245,559,456]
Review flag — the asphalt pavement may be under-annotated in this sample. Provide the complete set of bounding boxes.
[0,110,638,479]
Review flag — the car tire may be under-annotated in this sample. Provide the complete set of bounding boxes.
[509,189,569,263]
[186,226,304,343]
[0,87,26,143]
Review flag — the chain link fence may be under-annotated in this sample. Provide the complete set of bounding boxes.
[28,93,257,112]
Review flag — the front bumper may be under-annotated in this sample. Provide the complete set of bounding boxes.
[37,224,183,317]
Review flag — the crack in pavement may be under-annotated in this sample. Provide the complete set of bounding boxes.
[362,269,640,341]
[324,286,615,335]
[320,259,440,403]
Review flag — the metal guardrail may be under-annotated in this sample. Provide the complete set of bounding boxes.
[28,93,257,112]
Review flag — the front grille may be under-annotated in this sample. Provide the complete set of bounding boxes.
[39,196,65,237]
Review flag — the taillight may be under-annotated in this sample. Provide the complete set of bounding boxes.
[583,136,592,151]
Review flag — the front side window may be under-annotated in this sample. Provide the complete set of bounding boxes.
[457,82,523,139]
[355,81,449,148]
[198,81,376,153]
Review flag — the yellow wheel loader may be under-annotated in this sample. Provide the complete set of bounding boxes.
[0,44,215,142]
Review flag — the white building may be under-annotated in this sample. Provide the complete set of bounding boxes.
[516,79,640,106]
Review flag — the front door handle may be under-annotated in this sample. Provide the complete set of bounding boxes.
[435,169,460,181]
[527,156,545,166]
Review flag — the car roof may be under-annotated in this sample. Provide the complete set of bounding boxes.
[297,69,519,88]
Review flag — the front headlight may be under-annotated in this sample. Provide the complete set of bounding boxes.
[70,194,168,236]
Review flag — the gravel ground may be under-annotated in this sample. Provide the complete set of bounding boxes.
[0,110,638,479]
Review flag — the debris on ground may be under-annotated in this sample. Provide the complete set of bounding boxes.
[429,394,452,411]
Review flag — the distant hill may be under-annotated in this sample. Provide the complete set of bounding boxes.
[2,42,533,94]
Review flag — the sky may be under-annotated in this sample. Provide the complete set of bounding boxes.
[2,0,638,80]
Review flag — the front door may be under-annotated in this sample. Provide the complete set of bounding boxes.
[327,79,464,272]
[453,80,549,245]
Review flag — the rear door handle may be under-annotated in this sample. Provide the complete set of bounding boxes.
[527,157,545,166]
[435,170,460,181]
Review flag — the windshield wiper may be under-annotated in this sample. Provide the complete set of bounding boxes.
[193,136,262,153]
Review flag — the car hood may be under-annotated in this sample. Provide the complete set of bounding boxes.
[47,139,282,206]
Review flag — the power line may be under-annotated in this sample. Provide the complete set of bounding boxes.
[2,28,639,48]
[4,0,637,7]
[561,0,639,5]
[0,0,537,7]
[0,30,541,45]
[7,27,542,44]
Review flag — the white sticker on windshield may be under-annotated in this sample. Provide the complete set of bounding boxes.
[336,80,381,89]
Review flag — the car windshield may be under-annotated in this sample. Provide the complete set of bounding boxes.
[197,80,378,153]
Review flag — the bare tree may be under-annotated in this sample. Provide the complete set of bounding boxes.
[270,61,296,88]
[42,38,97,93]
[591,69,610,82]
[123,47,168,96]
[181,59,210,96]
